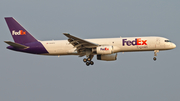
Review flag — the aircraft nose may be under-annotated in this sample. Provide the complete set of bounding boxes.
[172,43,176,49]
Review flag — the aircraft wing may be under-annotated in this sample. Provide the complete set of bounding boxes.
[63,33,99,56]
[63,33,98,48]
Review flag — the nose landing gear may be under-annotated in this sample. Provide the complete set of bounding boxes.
[153,50,159,61]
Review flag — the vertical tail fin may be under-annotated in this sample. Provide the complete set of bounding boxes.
[5,17,38,44]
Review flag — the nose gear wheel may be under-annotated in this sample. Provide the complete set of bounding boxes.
[153,50,159,61]
[153,57,157,61]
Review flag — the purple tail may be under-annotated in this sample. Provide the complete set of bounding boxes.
[5,17,38,44]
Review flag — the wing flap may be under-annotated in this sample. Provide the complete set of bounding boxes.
[4,41,29,49]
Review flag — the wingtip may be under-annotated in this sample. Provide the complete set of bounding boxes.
[63,33,70,35]
[4,41,10,43]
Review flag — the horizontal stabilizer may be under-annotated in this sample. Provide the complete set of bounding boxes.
[4,41,29,49]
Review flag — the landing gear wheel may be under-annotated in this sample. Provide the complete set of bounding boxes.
[86,62,90,66]
[83,58,87,62]
[153,50,159,61]
[153,57,157,61]
[90,61,94,65]
[84,55,94,66]
[87,58,91,61]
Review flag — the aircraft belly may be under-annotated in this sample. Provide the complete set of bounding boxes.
[41,41,72,55]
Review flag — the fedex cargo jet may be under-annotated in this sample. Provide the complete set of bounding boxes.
[4,17,176,66]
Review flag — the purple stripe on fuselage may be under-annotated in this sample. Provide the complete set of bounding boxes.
[7,42,48,54]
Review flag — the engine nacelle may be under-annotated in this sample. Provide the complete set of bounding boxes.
[93,46,113,54]
[97,53,117,61]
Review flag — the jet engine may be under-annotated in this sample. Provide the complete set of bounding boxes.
[97,53,117,61]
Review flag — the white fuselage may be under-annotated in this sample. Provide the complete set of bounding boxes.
[40,36,176,55]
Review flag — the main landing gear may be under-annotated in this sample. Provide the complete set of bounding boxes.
[153,50,159,61]
[83,58,94,66]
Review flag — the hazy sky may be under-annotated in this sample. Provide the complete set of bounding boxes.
[0,0,180,101]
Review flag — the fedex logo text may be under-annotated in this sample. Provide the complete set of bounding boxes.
[12,30,26,35]
[123,38,147,46]
[100,47,109,50]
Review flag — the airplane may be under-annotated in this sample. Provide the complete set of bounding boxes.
[4,17,176,66]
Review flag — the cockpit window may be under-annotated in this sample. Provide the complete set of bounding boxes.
[165,40,171,42]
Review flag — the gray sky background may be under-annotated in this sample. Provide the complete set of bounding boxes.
[0,0,180,101]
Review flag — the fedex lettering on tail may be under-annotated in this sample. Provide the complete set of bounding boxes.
[12,30,26,35]
[123,38,147,46]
